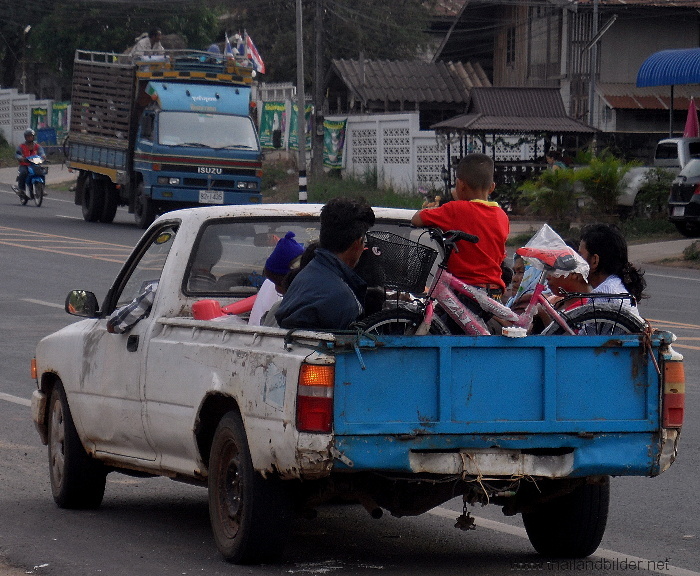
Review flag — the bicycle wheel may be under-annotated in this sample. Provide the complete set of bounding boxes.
[33,182,44,207]
[542,304,646,336]
[358,307,451,336]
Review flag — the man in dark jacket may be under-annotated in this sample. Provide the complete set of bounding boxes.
[275,197,375,330]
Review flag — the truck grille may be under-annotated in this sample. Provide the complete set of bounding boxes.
[183,177,251,190]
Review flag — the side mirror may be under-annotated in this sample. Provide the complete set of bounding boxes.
[65,290,100,318]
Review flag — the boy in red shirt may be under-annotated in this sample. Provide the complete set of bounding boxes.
[411,153,509,298]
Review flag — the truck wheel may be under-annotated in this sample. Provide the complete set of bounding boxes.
[674,221,700,238]
[134,183,155,229]
[48,381,106,509]
[99,184,118,223]
[82,178,105,222]
[208,411,290,564]
[523,477,609,558]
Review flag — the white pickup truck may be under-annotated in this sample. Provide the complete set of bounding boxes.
[618,136,700,215]
[30,205,684,565]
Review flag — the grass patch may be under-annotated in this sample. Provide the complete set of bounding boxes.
[308,173,422,209]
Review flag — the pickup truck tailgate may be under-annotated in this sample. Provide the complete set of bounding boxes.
[331,334,666,477]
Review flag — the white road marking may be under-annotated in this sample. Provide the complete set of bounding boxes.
[430,507,699,576]
[20,298,64,309]
[646,272,700,282]
[0,392,31,407]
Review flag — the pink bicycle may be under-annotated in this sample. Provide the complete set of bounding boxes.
[359,229,646,337]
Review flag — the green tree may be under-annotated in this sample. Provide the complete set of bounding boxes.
[29,0,218,82]
[222,0,433,83]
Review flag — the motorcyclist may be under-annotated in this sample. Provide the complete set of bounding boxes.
[15,129,46,198]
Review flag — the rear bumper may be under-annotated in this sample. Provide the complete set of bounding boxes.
[150,186,262,205]
[332,431,678,478]
[668,198,700,222]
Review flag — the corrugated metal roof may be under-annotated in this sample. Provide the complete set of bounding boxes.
[637,48,700,87]
[331,59,490,105]
[598,82,696,109]
[431,87,595,134]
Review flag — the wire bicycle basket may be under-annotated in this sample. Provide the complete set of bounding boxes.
[366,231,438,294]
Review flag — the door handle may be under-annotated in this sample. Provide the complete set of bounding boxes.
[126,335,139,352]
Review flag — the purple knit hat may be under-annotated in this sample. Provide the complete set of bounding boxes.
[265,231,304,275]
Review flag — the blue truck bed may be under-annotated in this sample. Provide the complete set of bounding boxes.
[331,332,677,478]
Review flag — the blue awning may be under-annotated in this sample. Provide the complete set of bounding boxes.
[637,48,700,88]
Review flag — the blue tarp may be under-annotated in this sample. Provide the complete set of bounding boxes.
[637,48,700,87]
[146,82,251,116]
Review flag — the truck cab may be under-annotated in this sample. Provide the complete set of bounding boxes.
[68,50,263,228]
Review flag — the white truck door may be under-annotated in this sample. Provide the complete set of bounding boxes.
[78,224,177,462]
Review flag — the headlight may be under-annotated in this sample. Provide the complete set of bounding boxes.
[236,181,258,190]
[157,177,180,185]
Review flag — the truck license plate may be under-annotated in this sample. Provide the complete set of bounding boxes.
[199,190,224,204]
[672,206,685,217]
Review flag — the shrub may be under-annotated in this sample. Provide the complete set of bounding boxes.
[683,241,700,261]
[518,167,577,228]
[635,167,675,218]
[576,151,640,216]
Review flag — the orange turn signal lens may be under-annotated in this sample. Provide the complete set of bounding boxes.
[30,358,37,380]
[299,364,334,388]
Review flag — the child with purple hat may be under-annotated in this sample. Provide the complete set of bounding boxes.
[249,231,305,326]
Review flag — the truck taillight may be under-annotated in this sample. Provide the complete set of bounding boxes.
[297,364,334,433]
[663,356,685,428]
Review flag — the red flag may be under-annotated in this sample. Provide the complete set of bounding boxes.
[245,32,266,74]
[684,98,699,138]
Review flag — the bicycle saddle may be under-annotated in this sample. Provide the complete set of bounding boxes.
[515,247,579,272]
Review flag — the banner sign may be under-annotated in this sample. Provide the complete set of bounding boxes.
[288,103,312,151]
[51,101,70,135]
[323,118,347,168]
[259,101,286,149]
[31,107,48,131]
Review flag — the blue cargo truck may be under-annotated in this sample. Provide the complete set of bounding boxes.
[66,50,263,227]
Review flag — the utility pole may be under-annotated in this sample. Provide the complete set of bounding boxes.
[296,0,307,203]
[588,0,599,127]
[21,25,31,94]
[311,0,325,179]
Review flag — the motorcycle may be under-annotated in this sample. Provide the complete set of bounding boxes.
[13,155,48,207]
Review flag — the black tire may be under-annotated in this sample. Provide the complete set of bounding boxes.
[208,411,290,564]
[523,478,610,558]
[673,221,700,238]
[48,382,106,509]
[542,304,646,336]
[12,186,29,206]
[134,182,155,229]
[33,181,44,207]
[82,178,105,222]
[99,184,118,223]
[357,307,451,335]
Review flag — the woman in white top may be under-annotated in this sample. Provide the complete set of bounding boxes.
[578,223,646,317]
